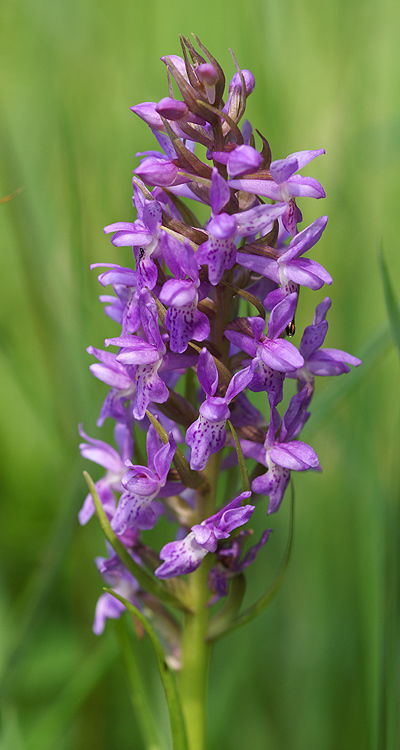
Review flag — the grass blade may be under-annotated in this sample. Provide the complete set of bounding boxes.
[106,590,188,750]
[379,245,400,358]
[114,618,162,750]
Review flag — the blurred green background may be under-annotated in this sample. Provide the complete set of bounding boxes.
[0,0,399,747]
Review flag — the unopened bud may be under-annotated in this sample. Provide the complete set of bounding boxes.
[227,145,263,177]
[134,156,181,187]
[229,69,255,96]
[196,63,219,104]
[156,97,189,121]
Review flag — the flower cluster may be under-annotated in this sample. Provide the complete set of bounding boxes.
[80,36,361,636]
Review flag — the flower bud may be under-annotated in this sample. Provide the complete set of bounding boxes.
[156,97,189,121]
[196,63,219,103]
[229,69,256,96]
[160,54,189,81]
[134,156,182,187]
[227,144,263,177]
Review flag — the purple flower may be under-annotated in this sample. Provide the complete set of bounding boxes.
[208,528,271,602]
[87,345,135,392]
[237,216,331,309]
[228,69,255,97]
[93,547,141,635]
[186,348,253,470]
[111,425,178,534]
[222,70,255,124]
[289,297,362,398]
[80,36,361,635]
[196,168,286,285]
[212,144,263,178]
[103,179,164,295]
[155,492,255,578]
[105,290,169,420]
[225,293,304,403]
[130,102,166,131]
[134,155,187,188]
[159,236,210,353]
[229,148,325,235]
[78,422,133,525]
[241,389,319,513]
[91,263,140,335]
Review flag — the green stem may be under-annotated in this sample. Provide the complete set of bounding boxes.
[179,452,221,750]
[179,560,213,750]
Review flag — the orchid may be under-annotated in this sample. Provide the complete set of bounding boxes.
[79,35,361,750]
[241,389,319,513]
[111,424,178,534]
[155,492,255,578]
[229,148,326,235]
[186,347,253,470]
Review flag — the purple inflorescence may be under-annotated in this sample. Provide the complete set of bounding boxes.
[80,36,361,634]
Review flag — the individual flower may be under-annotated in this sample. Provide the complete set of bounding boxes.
[186,348,253,470]
[237,216,331,309]
[196,168,286,285]
[111,425,178,534]
[241,389,319,513]
[212,144,263,177]
[91,263,140,335]
[289,297,362,399]
[105,289,169,420]
[225,293,304,403]
[208,528,271,602]
[159,236,210,353]
[78,421,133,525]
[229,148,325,235]
[155,492,255,578]
[103,179,164,295]
[93,546,141,635]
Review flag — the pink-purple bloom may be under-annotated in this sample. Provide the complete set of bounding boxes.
[79,36,361,638]
[241,389,319,513]
[229,149,326,235]
[186,348,253,470]
[111,424,178,534]
[155,492,255,578]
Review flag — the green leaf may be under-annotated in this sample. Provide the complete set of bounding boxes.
[212,481,295,638]
[84,471,191,612]
[114,618,162,750]
[106,590,189,750]
[206,574,246,641]
[379,244,400,358]
[227,420,249,492]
